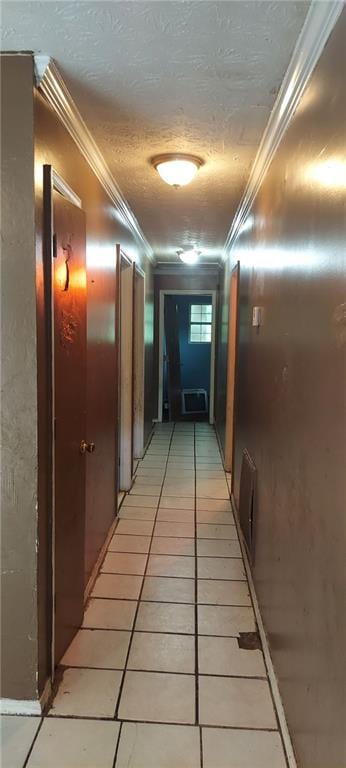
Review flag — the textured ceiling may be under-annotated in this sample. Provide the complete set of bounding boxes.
[1,1,308,261]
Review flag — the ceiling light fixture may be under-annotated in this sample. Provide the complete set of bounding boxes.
[177,248,201,265]
[152,153,204,187]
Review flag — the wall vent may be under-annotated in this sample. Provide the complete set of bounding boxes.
[239,449,257,564]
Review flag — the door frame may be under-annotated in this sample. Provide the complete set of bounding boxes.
[119,250,134,490]
[132,265,146,459]
[42,165,83,681]
[157,289,217,424]
[224,262,240,478]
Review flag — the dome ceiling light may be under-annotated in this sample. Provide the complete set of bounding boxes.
[177,248,201,265]
[152,153,204,187]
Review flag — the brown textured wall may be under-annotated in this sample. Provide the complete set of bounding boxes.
[1,55,38,700]
[218,13,346,767]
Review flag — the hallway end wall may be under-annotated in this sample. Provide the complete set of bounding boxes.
[219,12,346,767]
[153,271,220,421]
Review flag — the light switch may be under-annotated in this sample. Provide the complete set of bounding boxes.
[252,306,262,327]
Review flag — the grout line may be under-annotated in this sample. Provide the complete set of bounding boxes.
[22,717,44,768]
[112,720,123,768]
[113,422,176,720]
[44,712,280,733]
[100,572,247,583]
[89,595,252,608]
[60,664,267,681]
[193,422,199,727]
[200,724,204,768]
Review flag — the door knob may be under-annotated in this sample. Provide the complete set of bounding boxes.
[80,440,96,454]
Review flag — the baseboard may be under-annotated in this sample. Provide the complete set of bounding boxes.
[231,493,297,768]
[84,515,119,604]
[0,698,42,716]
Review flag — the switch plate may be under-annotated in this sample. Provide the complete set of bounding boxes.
[252,306,262,327]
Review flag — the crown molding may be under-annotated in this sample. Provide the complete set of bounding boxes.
[34,56,154,262]
[222,0,344,260]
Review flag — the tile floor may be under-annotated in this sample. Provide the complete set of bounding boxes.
[1,423,288,768]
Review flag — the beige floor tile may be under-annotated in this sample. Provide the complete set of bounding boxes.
[198,636,266,677]
[198,580,251,606]
[151,536,195,556]
[197,510,234,525]
[140,460,166,468]
[166,460,194,468]
[165,470,195,478]
[162,486,195,497]
[196,471,225,478]
[157,508,194,523]
[197,499,232,512]
[135,472,165,482]
[141,576,194,603]
[115,722,200,768]
[196,463,223,470]
[83,598,137,630]
[135,602,195,634]
[155,521,195,538]
[197,524,238,540]
[197,539,242,558]
[1,715,41,768]
[199,676,277,728]
[101,552,147,575]
[130,484,162,496]
[109,535,151,553]
[198,558,246,580]
[119,507,156,521]
[202,728,286,768]
[198,605,256,636]
[147,554,195,578]
[159,497,195,510]
[196,480,229,500]
[128,632,195,673]
[122,497,159,509]
[49,667,122,718]
[92,573,142,600]
[118,671,195,724]
[116,519,154,536]
[61,628,131,669]
[26,718,120,768]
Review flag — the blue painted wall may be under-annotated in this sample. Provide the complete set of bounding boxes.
[169,295,212,396]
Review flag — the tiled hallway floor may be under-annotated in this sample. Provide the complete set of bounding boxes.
[2,423,288,768]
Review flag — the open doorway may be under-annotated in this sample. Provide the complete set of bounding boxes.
[158,290,216,423]
[224,262,240,479]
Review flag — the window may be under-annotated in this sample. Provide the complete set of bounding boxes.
[189,303,212,343]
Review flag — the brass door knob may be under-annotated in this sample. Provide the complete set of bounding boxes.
[80,440,96,454]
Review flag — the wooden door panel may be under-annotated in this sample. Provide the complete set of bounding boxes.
[53,189,87,666]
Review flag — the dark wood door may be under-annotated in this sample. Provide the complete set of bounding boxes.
[164,295,182,420]
[53,189,87,666]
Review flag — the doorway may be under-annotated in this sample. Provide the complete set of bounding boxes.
[43,167,88,672]
[224,262,240,477]
[158,290,216,423]
[119,253,134,491]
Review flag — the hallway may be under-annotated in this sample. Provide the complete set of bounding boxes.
[3,423,287,767]
[1,3,345,765]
